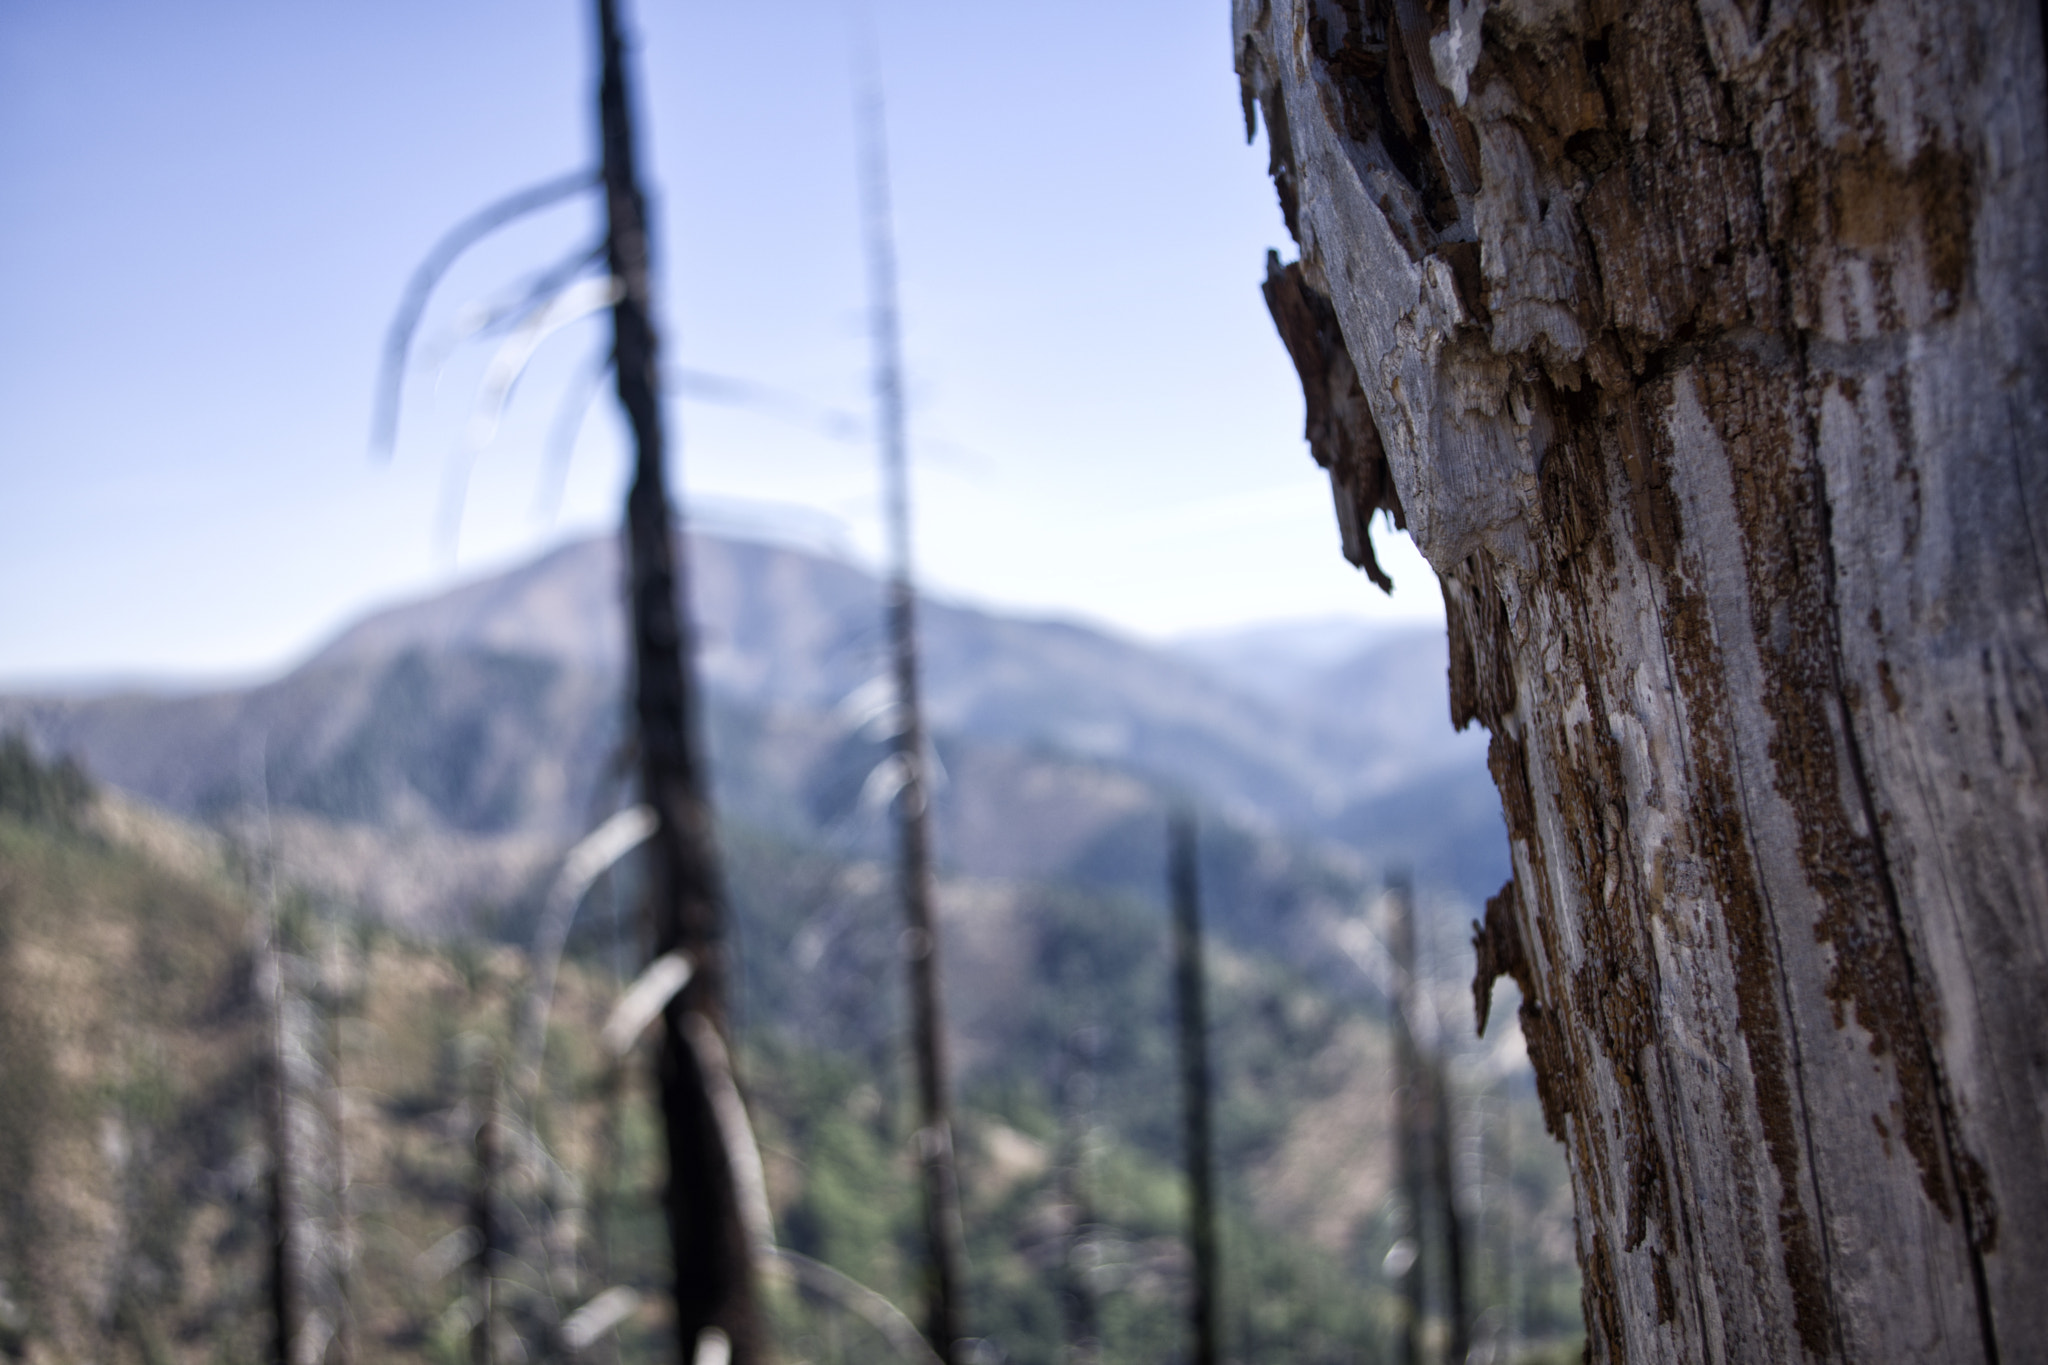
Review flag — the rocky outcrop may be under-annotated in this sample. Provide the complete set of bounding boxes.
[1237,0,2048,1358]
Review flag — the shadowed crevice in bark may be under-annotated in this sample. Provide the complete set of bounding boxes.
[1471,878,1523,1037]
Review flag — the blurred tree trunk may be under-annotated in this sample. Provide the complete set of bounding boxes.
[261,924,298,1365]
[1056,1026,1101,1365]
[1387,875,1426,1365]
[471,1061,497,1365]
[1169,814,1221,1365]
[1426,1060,1469,1364]
[855,63,969,1361]
[596,0,759,1359]
[1238,1,2048,1360]
[320,928,356,1365]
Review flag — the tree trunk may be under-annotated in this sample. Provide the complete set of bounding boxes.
[263,946,297,1365]
[1426,1059,1469,1364]
[1056,1026,1101,1365]
[856,64,969,1363]
[1388,875,1427,1365]
[1169,814,1222,1365]
[1236,2,2048,1361]
[471,1061,497,1365]
[596,0,760,1358]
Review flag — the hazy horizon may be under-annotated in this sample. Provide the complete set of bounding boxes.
[1,0,1444,682]
[0,499,1447,696]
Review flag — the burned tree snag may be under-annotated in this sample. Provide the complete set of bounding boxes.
[365,2,749,1355]
[1169,813,1221,1365]
[1056,1026,1102,1365]
[471,1061,498,1365]
[856,54,969,1365]
[262,945,297,1365]
[1262,252,1406,591]
[1386,873,1426,1365]
[596,0,759,1359]
[1238,0,2048,1359]
[1427,1060,1470,1365]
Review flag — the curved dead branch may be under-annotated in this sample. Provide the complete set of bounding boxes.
[533,352,617,526]
[370,169,599,458]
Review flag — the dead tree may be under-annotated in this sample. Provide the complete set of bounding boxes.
[854,45,968,1365]
[1168,812,1220,1365]
[317,925,358,1365]
[1239,1,2048,1358]
[1386,874,1426,1365]
[370,0,759,1353]
[472,1057,499,1365]
[595,0,760,1358]
[1390,872,1470,1365]
[1425,1062,1468,1365]
[1055,1026,1102,1365]
[262,940,298,1365]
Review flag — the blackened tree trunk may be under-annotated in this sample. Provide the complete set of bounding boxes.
[856,63,968,1365]
[596,0,759,1358]
[264,962,297,1365]
[1387,874,1426,1365]
[1056,1027,1101,1365]
[891,572,965,1365]
[1237,1,2048,1359]
[322,936,356,1365]
[1169,813,1221,1365]
[471,1061,497,1365]
[1426,1060,1469,1365]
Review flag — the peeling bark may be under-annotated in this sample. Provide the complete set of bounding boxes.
[1239,1,2048,1359]
[1263,254,1409,589]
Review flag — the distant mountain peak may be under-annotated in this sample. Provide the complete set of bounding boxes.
[2,527,1503,927]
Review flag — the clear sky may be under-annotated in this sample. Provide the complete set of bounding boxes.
[0,0,1442,685]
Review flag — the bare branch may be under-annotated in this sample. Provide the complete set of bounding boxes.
[668,367,995,478]
[600,952,694,1058]
[682,1014,773,1259]
[668,368,867,444]
[767,1249,944,1365]
[436,275,621,561]
[560,1287,640,1352]
[420,241,606,380]
[515,805,658,1099]
[466,276,621,453]
[532,353,615,527]
[370,169,599,459]
[472,242,608,343]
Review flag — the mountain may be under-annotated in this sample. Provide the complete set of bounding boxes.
[0,530,1507,937]
[1171,616,1400,704]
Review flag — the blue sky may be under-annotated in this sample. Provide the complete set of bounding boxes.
[0,0,1441,683]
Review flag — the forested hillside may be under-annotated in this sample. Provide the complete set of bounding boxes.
[1,642,1577,1361]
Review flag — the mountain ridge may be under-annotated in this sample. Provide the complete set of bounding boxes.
[0,529,1505,932]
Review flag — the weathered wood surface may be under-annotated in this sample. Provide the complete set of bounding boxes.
[1235,1,2048,1359]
